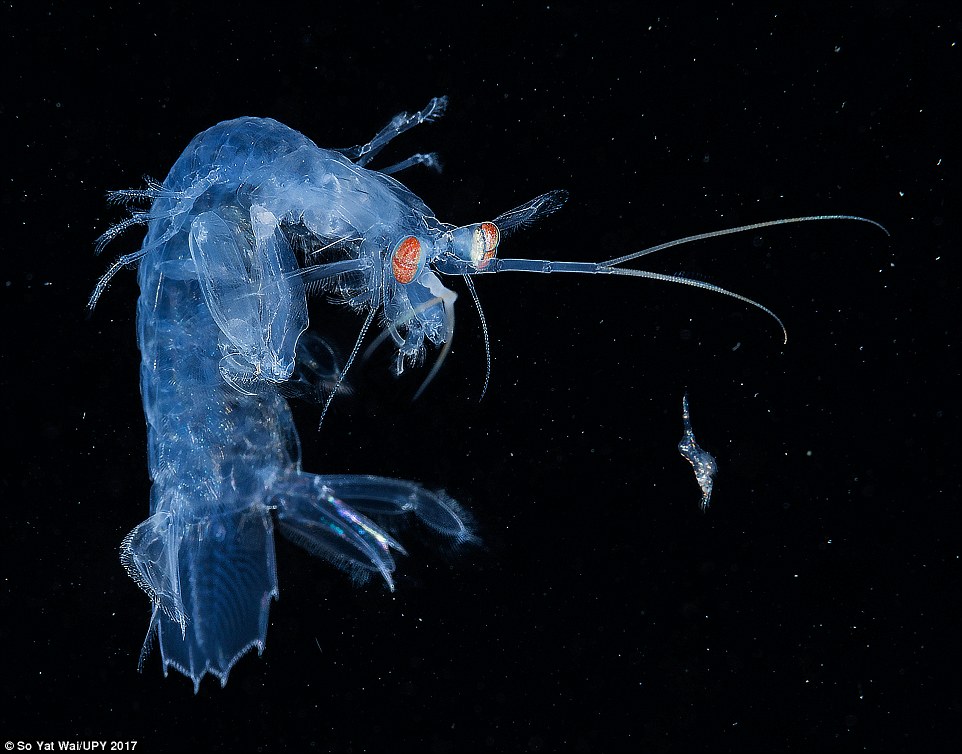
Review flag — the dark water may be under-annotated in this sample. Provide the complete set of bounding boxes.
[4,3,958,752]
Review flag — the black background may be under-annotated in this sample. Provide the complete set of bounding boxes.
[3,2,958,752]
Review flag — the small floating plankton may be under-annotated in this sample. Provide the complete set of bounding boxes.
[678,393,718,511]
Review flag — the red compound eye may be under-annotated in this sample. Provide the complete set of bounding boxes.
[392,236,423,284]
[480,222,500,252]
[472,222,501,269]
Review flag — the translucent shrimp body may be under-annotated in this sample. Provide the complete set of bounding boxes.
[97,105,474,692]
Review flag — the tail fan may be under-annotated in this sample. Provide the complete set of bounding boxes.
[121,473,474,690]
[121,507,278,693]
